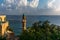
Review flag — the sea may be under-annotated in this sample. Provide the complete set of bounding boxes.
[6,15,60,35]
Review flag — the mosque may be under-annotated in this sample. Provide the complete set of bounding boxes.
[0,14,26,40]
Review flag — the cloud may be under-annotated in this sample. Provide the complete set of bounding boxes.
[48,0,60,11]
[18,0,39,8]
[5,0,39,8]
[0,0,39,15]
[1,0,60,15]
[48,0,55,8]
[0,0,39,11]
[18,0,27,6]
[5,0,15,3]
[29,0,39,8]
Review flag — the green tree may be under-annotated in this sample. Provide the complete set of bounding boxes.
[19,20,60,40]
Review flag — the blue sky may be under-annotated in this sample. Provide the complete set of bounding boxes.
[0,0,60,15]
[38,0,48,8]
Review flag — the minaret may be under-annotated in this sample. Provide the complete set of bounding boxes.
[22,14,26,31]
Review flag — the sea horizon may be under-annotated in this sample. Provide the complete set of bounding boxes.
[5,15,60,35]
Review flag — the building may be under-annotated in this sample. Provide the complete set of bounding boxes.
[0,15,9,36]
[6,30,15,40]
[22,14,26,31]
[0,14,27,40]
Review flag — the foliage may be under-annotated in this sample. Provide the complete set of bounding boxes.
[0,20,60,40]
[0,36,6,40]
[19,20,60,40]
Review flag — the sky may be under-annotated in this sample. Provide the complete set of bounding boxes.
[0,0,60,15]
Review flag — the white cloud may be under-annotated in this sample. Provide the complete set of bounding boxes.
[18,0,27,6]
[48,0,60,11]
[18,0,39,8]
[6,0,14,3]
[1,0,60,15]
[29,0,39,8]
[4,0,39,8]
[48,0,55,8]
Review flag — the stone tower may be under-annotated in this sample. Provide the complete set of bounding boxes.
[0,15,9,36]
[22,14,26,31]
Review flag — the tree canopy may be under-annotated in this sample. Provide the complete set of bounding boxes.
[19,20,60,40]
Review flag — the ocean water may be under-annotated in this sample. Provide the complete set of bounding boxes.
[6,15,60,35]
